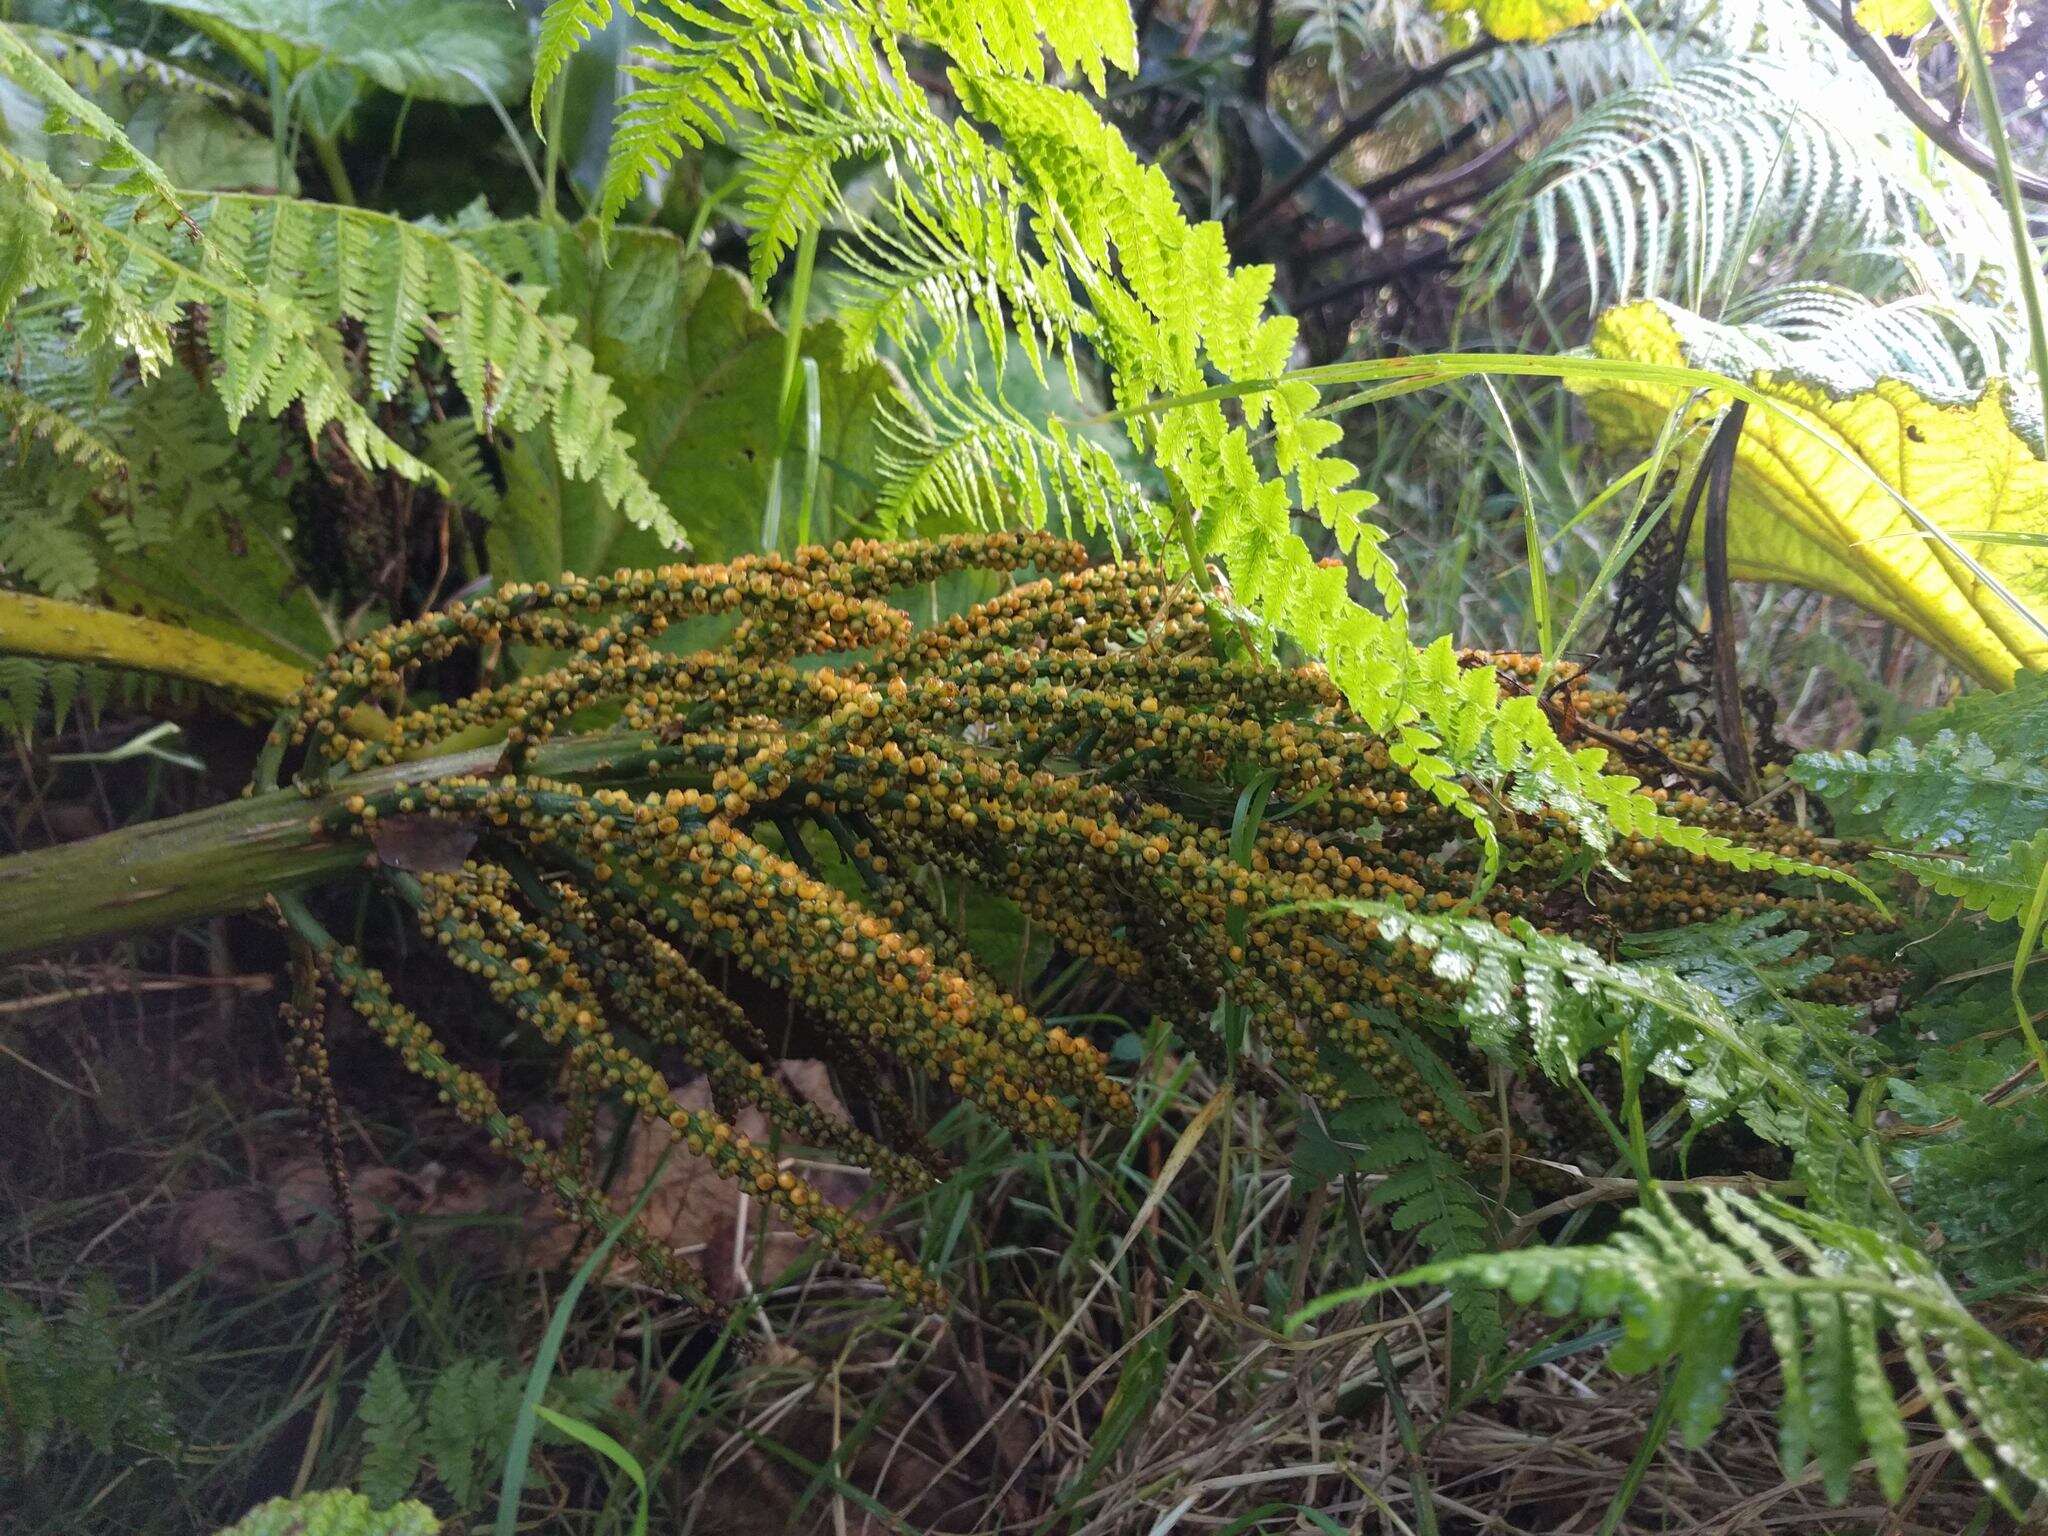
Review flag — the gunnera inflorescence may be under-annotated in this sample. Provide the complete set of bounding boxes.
[258,533,1888,1314]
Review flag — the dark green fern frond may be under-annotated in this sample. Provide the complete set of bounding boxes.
[1891,831,2048,926]
[1296,1081,1506,1376]
[1298,1188,2048,1511]
[1288,900,1863,1150]
[0,380,130,483]
[8,22,252,108]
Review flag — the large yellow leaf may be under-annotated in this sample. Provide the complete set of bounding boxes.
[1573,301,2048,686]
[1434,0,1616,42]
[1850,0,2010,45]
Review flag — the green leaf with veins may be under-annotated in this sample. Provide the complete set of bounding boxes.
[459,222,907,575]
[143,0,529,109]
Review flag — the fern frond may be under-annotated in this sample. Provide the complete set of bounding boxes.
[876,368,1148,538]
[0,485,100,600]
[1463,59,1956,311]
[0,21,191,220]
[1303,1188,2048,1510]
[1301,1082,1506,1373]
[533,0,638,128]
[1316,900,1861,1147]
[1793,731,2048,860]
[912,0,1137,89]
[0,167,682,546]
[1888,832,2048,926]
[1724,282,2018,389]
[7,23,251,108]
[601,1,888,227]
[736,70,937,286]
[417,416,505,521]
[0,379,131,482]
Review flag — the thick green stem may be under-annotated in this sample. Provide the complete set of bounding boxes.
[0,732,679,960]
[309,130,357,205]
[0,590,307,704]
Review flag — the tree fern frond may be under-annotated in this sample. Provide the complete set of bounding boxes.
[1301,1188,2048,1511]
[1721,281,2018,391]
[1463,59,1955,312]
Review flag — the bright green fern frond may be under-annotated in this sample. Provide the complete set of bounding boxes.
[876,367,1148,538]
[600,0,893,227]
[835,172,1079,372]
[737,76,935,287]
[911,0,1136,89]
[533,0,638,127]
[1297,1188,2048,1511]
[0,21,191,221]
[0,168,682,547]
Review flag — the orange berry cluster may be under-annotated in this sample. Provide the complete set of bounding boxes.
[265,534,1887,1312]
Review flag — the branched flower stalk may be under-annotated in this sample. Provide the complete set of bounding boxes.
[22,533,1892,1313]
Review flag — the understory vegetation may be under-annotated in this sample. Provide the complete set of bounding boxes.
[1,0,2046,1532]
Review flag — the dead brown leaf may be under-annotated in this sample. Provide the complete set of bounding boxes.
[523,1070,871,1301]
[270,1157,421,1268]
[160,1188,296,1291]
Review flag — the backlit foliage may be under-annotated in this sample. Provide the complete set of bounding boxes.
[1577,300,2048,684]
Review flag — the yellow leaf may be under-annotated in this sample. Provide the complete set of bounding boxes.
[1852,0,1934,35]
[1434,0,1616,42]
[1851,0,2010,45]
[1574,301,2048,687]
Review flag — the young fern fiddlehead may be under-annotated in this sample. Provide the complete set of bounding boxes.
[263,534,1889,1312]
